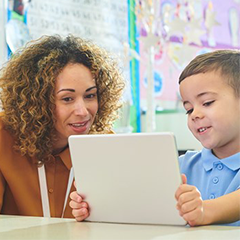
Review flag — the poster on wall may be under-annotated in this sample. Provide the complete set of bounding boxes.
[26,0,129,58]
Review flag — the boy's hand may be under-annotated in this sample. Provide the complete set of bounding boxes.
[69,184,89,221]
[175,174,204,226]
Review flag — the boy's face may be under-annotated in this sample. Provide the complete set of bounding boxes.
[180,70,240,159]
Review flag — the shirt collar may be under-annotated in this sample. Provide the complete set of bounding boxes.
[56,147,72,170]
[202,148,217,171]
[221,153,240,171]
[202,148,240,171]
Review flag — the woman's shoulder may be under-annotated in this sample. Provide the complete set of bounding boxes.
[0,113,16,156]
[0,112,13,138]
[0,112,5,130]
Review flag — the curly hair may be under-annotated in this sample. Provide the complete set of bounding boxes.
[179,49,240,97]
[0,35,125,162]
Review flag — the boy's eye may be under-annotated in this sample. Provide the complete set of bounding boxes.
[203,100,215,107]
[186,109,193,115]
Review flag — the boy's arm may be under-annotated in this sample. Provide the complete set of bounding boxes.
[203,189,240,225]
[176,174,240,226]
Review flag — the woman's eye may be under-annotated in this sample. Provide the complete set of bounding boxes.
[203,100,215,107]
[62,97,73,102]
[186,109,193,115]
[86,93,97,99]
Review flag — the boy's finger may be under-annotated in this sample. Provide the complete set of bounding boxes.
[181,174,187,184]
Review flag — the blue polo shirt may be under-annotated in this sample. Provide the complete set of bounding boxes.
[179,148,240,226]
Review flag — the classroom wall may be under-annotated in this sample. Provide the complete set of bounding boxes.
[0,0,8,68]
[141,113,202,151]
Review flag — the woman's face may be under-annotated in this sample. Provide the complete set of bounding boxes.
[54,63,98,150]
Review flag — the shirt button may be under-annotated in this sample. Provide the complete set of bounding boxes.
[48,189,54,193]
[217,164,223,170]
[212,177,219,184]
[209,194,215,199]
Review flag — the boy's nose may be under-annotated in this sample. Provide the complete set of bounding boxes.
[191,108,204,121]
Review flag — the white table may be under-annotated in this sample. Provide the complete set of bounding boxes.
[0,215,239,240]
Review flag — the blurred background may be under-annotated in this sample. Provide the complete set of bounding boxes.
[0,0,239,152]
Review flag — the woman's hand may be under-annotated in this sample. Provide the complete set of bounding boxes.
[69,190,89,222]
[175,174,204,226]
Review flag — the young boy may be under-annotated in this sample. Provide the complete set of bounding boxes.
[175,49,240,226]
[69,50,240,226]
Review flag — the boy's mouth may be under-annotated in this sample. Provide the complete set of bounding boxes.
[198,127,210,133]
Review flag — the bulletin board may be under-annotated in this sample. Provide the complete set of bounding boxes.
[26,0,129,57]
[6,0,129,55]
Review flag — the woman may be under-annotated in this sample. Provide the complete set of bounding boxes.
[0,35,125,218]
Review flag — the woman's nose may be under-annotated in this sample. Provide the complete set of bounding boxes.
[74,100,88,116]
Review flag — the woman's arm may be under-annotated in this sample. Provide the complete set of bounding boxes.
[0,170,6,212]
[69,190,89,221]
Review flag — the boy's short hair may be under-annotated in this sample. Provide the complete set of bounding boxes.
[179,50,240,97]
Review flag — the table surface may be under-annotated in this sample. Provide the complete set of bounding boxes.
[0,215,239,240]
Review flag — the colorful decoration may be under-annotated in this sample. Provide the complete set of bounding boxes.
[205,1,220,46]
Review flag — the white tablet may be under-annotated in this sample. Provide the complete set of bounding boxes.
[68,132,186,226]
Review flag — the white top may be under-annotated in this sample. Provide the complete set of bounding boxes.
[38,165,74,217]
